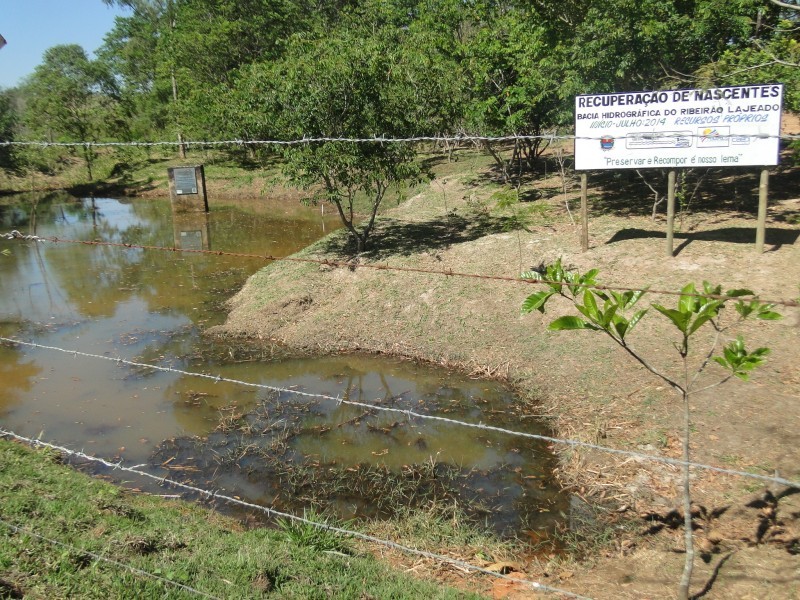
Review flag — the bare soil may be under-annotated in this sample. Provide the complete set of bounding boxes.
[210,138,800,598]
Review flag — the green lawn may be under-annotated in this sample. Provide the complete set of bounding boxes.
[0,438,482,599]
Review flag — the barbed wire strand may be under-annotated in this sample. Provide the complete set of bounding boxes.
[2,232,797,309]
[0,517,221,599]
[0,130,794,599]
[0,429,591,600]
[1,132,798,148]
[1,336,797,490]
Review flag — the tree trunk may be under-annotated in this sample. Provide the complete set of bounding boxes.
[678,390,694,600]
[83,145,93,181]
[483,141,509,184]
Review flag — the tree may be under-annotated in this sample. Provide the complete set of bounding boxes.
[97,8,172,142]
[563,0,769,93]
[522,260,780,600]
[271,26,460,252]
[696,10,799,114]
[0,90,17,171]
[102,0,190,156]
[463,9,569,185]
[22,45,120,181]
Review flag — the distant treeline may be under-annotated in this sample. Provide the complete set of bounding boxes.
[4,1,799,142]
[0,0,797,187]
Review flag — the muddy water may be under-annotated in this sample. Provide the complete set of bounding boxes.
[0,192,565,536]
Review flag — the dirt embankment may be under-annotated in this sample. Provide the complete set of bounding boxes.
[210,154,800,598]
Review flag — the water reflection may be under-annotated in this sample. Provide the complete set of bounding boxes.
[0,193,565,535]
[0,340,42,416]
[172,210,210,250]
[0,193,342,455]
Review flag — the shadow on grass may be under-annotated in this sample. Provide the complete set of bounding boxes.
[607,227,800,255]
[205,148,284,171]
[66,179,161,197]
[587,165,800,218]
[315,212,527,260]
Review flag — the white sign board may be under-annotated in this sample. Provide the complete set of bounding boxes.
[574,84,783,171]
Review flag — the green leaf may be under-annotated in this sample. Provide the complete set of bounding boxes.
[613,316,629,339]
[627,308,648,333]
[600,303,618,328]
[735,301,755,319]
[521,270,543,281]
[581,268,599,284]
[713,356,729,369]
[678,283,698,314]
[583,289,600,321]
[755,303,781,320]
[757,310,782,321]
[653,304,690,333]
[575,303,594,322]
[522,290,554,314]
[548,316,597,331]
[687,300,722,335]
[626,289,648,308]
[725,288,755,298]
[715,336,770,381]
[702,281,723,297]
[687,314,714,335]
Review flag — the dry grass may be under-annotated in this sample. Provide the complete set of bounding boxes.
[210,147,800,598]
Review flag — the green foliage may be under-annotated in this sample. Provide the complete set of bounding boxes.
[525,279,648,342]
[697,18,800,113]
[522,261,780,380]
[20,44,122,181]
[713,336,771,381]
[0,91,17,170]
[652,282,726,340]
[0,439,478,599]
[521,258,599,314]
[23,0,795,190]
[734,298,782,321]
[464,10,568,136]
[96,8,171,140]
[567,0,768,93]
[269,28,447,251]
[522,260,782,598]
[276,509,352,554]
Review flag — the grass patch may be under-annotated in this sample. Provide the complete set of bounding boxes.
[0,438,482,599]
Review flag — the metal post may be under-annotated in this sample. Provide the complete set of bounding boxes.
[580,173,589,252]
[755,169,769,253]
[666,170,676,257]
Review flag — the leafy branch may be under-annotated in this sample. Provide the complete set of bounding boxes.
[521,259,780,600]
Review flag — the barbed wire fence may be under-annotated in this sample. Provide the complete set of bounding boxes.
[1,233,798,309]
[0,517,222,599]
[0,428,592,600]
[1,132,799,148]
[2,131,799,599]
[0,336,796,490]
[0,332,797,598]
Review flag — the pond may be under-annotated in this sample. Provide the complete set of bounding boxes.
[0,191,565,537]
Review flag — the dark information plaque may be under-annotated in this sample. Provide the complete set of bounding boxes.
[174,167,198,195]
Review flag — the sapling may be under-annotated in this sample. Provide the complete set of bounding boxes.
[521,259,780,600]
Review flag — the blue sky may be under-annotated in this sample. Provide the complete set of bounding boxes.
[0,0,129,89]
